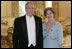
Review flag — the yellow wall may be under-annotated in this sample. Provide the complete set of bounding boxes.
[1,1,19,18]
[59,1,71,25]
[1,1,12,18]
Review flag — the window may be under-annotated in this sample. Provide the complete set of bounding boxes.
[19,1,27,16]
[46,1,52,7]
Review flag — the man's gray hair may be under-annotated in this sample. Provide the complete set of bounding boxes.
[25,2,34,8]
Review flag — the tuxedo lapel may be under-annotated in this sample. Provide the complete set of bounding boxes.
[21,15,28,43]
[34,16,38,42]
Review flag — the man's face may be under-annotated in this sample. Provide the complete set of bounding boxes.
[25,3,35,17]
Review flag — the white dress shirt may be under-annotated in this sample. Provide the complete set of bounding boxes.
[26,15,36,47]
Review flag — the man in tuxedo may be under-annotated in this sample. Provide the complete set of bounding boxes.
[13,2,43,48]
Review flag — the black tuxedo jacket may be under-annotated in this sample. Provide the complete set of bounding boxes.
[13,15,43,48]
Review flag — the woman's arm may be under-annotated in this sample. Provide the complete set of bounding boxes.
[57,24,63,48]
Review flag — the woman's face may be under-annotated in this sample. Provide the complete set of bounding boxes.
[46,10,54,20]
